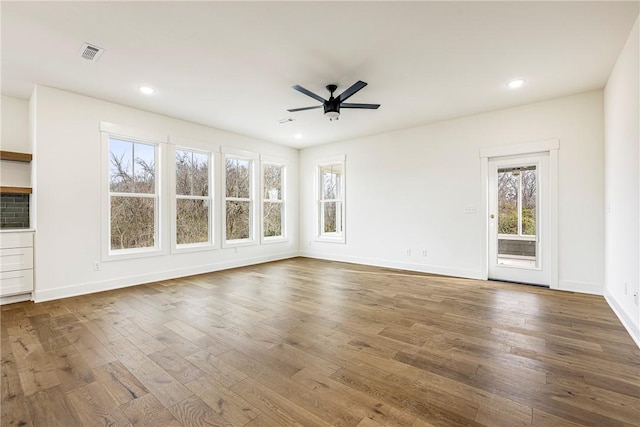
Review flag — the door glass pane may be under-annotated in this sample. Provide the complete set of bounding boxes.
[522,169,536,235]
[497,165,537,268]
[497,169,518,235]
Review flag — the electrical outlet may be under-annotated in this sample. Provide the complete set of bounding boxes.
[422,249,428,257]
[93,262,101,271]
[405,249,412,256]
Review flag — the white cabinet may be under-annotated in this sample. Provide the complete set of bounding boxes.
[0,231,34,297]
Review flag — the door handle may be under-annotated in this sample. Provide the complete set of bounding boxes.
[490,214,495,219]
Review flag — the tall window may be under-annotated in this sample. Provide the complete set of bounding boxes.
[263,163,285,240]
[225,155,253,242]
[317,160,345,242]
[175,149,211,246]
[108,137,158,251]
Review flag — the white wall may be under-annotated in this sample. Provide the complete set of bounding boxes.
[604,17,640,346]
[1,95,31,187]
[299,91,605,295]
[32,86,299,302]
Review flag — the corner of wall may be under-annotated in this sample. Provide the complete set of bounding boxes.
[604,290,640,348]
[603,14,640,348]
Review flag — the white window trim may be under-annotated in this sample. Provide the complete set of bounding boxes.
[260,155,288,244]
[100,123,168,261]
[222,147,259,248]
[169,137,219,254]
[314,154,346,244]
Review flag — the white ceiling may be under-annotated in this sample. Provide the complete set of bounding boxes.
[2,1,638,148]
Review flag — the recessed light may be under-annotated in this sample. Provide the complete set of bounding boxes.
[507,79,526,89]
[139,86,155,95]
[294,133,303,139]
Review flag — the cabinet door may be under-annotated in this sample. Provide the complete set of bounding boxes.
[0,247,34,272]
[0,232,33,249]
[0,269,33,296]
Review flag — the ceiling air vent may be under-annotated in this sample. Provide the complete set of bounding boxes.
[79,43,104,61]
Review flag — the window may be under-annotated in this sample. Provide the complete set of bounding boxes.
[224,154,255,244]
[262,162,285,241]
[108,137,158,252]
[316,157,345,243]
[498,165,537,236]
[175,149,212,247]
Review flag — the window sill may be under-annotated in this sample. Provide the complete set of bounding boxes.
[222,239,258,249]
[103,247,164,262]
[172,242,217,254]
[315,235,345,244]
[261,236,288,245]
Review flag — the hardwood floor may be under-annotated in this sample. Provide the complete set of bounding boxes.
[1,258,639,427]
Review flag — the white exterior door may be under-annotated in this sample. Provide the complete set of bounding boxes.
[488,153,550,286]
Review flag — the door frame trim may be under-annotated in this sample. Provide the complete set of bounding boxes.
[480,139,559,289]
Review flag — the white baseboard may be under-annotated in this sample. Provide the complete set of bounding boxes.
[0,292,32,305]
[33,252,298,303]
[298,250,484,280]
[604,290,640,349]
[557,279,603,295]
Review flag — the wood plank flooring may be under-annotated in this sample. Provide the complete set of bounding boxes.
[1,258,639,427]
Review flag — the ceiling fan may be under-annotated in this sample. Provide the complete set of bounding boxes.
[287,80,380,121]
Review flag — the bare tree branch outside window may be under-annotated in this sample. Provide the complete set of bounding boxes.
[226,156,252,241]
[263,164,284,238]
[109,138,156,250]
[176,150,210,245]
[319,164,343,235]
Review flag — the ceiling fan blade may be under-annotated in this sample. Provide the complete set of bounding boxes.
[340,103,380,109]
[337,80,367,102]
[292,85,326,103]
[287,105,323,112]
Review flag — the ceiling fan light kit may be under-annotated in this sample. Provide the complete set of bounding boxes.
[288,80,380,121]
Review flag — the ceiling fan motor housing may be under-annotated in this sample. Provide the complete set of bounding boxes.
[324,98,340,118]
[324,84,340,119]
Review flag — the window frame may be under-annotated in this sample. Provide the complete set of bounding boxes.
[260,155,287,244]
[169,137,218,253]
[314,155,346,244]
[222,147,259,248]
[100,122,167,261]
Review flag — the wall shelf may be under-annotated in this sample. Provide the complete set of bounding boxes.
[0,151,32,163]
[0,186,32,194]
